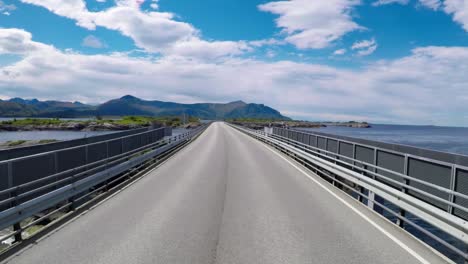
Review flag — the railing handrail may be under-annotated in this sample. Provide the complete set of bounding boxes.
[268,133,468,203]
[0,126,168,165]
[288,127,468,172]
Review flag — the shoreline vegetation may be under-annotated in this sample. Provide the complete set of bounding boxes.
[228,118,371,130]
[0,116,202,149]
[0,116,202,132]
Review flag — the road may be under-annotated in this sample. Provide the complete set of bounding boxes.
[5,122,449,264]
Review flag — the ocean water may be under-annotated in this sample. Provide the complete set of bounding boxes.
[298,124,468,156]
[0,117,111,143]
[0,131,115,143]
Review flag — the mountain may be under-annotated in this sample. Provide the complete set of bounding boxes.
[0,100,38,117]
[97,95,289,120]
[0,98,95,118]
[0,96,289,120]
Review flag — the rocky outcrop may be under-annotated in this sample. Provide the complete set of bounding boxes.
[0,122,143,132]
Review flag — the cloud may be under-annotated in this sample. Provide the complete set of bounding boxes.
[0,0,16,15]
[352,38,378,56]
[372,0,410,6]
[372,0,441,9]
[19,0,249,60]
[333,49,347,55]
[0,28,53,54]
[249,38,285,47]
[258,0,362,49]
[444,0,468,31]
[82,35,106,48]
[150,0,158,9]
[420,0,442,10]
[2,28,468,126]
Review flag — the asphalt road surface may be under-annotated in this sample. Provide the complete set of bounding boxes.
[5,122,450,264]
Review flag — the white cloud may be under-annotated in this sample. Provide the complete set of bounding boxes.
[150,0,159,9]
[0,0,16,14]
[2,28,468,125]
[333,49,347,55]
[352,38,378,56]
[352,38,375,49]
[420,0,442,10]
[249,38,285,47]
[0,28,53,54]
[165,39,251,60]
[372,0,441,9]
[82,35,106,48]
[372,0,410,6]
[19,0,249,60]
[444,0,468,30]
[258,0,362,49]
[266,50,277,58]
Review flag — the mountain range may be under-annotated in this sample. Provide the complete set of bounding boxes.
[0,95,289,120]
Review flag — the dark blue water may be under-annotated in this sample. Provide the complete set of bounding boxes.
[298,124,468,156]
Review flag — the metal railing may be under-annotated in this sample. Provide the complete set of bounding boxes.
[0,127,172,161]
[276,127,468,221]
[229,124,468,263]
[0,124,209,247]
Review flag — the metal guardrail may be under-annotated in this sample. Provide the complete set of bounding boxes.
[0,124,208,246]
[0,127,172,161]
[276,127,468,221]
[0,127,170,209]
[229,124,468,263]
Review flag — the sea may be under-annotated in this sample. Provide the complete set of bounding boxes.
[297,124,468,156]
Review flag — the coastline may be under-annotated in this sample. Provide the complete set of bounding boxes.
[0,117,202,132]
[229,119,371,130]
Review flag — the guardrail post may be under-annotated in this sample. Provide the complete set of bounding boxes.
[397,155,409,227]
[367,191,375,210]
[8,162,23,243]
[448,166,456,215]
[13,222,22,243]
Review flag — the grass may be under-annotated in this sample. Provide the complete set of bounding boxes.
[7,140,27,147]
[1,118,63,126]
[38,139,59,144]
[24,225,44,237]
[0,116,201,129]
[96,116,200,127]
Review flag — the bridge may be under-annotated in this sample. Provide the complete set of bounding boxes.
[0,122,466,263]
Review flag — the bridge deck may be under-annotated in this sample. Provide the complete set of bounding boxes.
[4,123,450,264]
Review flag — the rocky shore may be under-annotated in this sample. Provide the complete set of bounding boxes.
[230,120,370,130]
[0,117,203,132]
[322,121,371,128]
[0,122,145,132]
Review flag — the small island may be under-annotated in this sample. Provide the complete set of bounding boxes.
[227,118,371,130]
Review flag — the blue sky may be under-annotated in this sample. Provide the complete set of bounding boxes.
[0,0,468,125]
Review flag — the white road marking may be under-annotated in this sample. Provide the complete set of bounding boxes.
[257,137,432,264]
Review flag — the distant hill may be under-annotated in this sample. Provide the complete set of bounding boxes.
[0,98,96,118]
[0,96,289,120]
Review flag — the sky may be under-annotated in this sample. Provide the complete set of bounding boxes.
[0,0,468,125]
